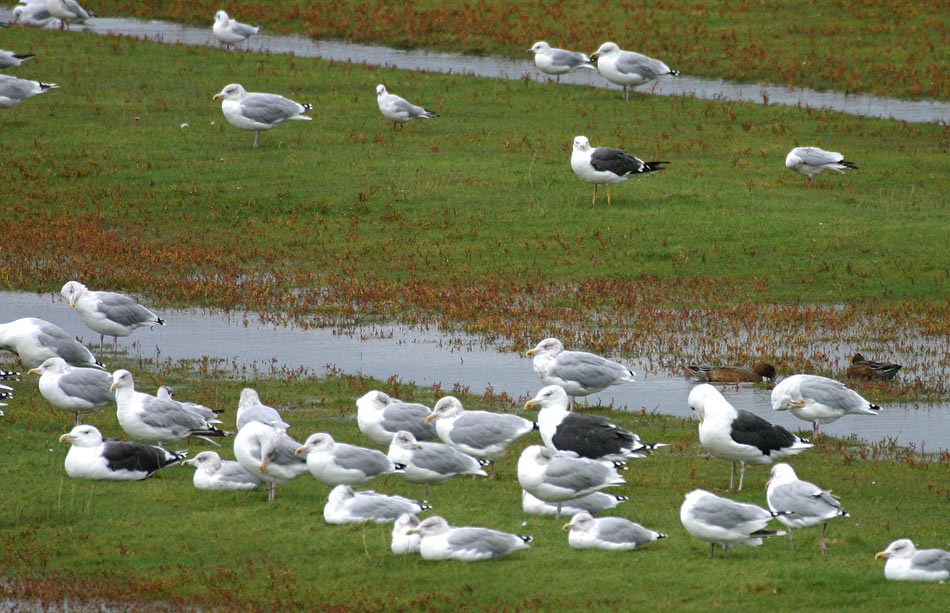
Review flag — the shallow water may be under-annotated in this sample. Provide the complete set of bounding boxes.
[1,291,946,451]
[2,10,947,124]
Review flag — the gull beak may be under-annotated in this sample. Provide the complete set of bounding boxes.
[28,368,40,375]
[562,523,572,531]
[212,93,223,100]
[874,551,888,560]
[406,527,419,535]
[69,297,77,308]
[423,414,435,424]
[294,446,307,454]
[182,458,195,467]
[58,434,74,444]
[524,399,538,410]
[590,52,600,61]
[109,382,117,392]
[259,463,267,473]
[525,349,537,357]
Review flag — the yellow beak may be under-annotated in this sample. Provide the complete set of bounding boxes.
[423,414,436,424]
[524,399,538,410]
[28,368,40,375]
[874,552,888,560]
[212,93,223,100]
[109,382,117,392]
[525,349,537,357]
[562,523,572,531]
[294,446,307,454]
[58,434,74,443]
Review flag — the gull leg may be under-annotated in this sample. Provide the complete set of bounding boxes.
[813,422,820,439]
[592,185,597,205]
[607,186,612,205]
[268,482,276,501]
[788,529,795,550]
[489,461,496,480]
[806,176,813,187]
[709,543,715,558]
[99,334,105,351]
[819,524,828,555]
[623,86,629,101]
[556,502,562,520]
[424,483,430,499]
[722,545,729,559]
[74,412,82,426]
[737,463,747,491]
[113,335,119,350]
[729,462,736,491]
[253,131,261,148]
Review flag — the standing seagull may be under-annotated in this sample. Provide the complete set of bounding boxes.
[517,445,625,518]
[680,489,787,558]
[236,387,290,432]
[0,317,102,369]
[771,374,880,438]
[875,539,950,582]
[526,337,636,401]
[59,425,186,480]
[688,384,811,491]
[213,83,312,148]
[45,0,90,30]
[212,10,261,49]
[387,430,488,498]
[563,512,667,551]
[570,136,667,205]
[233,421,309,501]
[785,147,858,186]
[0,74,59,109]
[766,463,849,554]
[61,281,165,349]
[528,41,595,83]
[29,357,113,425]
[0,50,35,70]
[590,42,678,101]
[375,84,438,130]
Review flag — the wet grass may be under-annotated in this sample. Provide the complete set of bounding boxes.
[89,0,950,99]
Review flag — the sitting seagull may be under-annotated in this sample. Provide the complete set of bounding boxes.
[570,136,667,205]
[564,512,667,551]
[689,384,811,491]
[785,147,858,186]
[517,445,625,518]
[846,353,902,380]
[424,395,536,478]
[29,357,113,425]
[0,49,35,70]
[526,337,636,401]
[182,450,264,491]
[521,490,628,518]
[356,390,436,446]
[375,84,438,130]
[213,83,312,148]
[391,513,422,555]
[685,362,777,383]
[524,385,664,461]
[766,463,849,554]
[61,280,165,349]
[236,387,290,432]
[0,317,102,369]
[323,484,430,525]
[0,74,58,109]
[528,41,595,83]
[407,515,532,562]
[590,42,678,100]
[771,374,880,438]
[59,425,186,480]
[233,421,309,501]
[680,489,788,558]
[212,10,261,49]
[387,430,488,498]
[875,539,950,582]
[295,432,402,486]
[157,386,222,424]
[45,0,90,31]
[111,369,229,446]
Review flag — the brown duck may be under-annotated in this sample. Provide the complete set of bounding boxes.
[685,363,776,383]
[846,353,902,380]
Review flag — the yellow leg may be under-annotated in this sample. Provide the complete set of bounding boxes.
[592,185,597,205]
[607,185,612,205]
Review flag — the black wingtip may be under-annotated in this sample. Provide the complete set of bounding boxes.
[842,160,859,169]
[518,535,534,544]
[14,53,36,60]
[156,317,166,326]
[669,69,679,76]
[532,421,540,431]
[0,369,21,381]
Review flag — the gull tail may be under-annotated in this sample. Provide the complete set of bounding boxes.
[422,108,439,119]
[643,161,669,173]
[668,69,680,76]
[14,53,35,61]
[751,529,786,538]
[516,535,534,544]
[39,82,59,91]
[841,160,858,170]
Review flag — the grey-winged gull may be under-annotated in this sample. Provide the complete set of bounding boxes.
[680,488,787,558]
[387,430,487,498]
[785,147,858,186]
[517,445,625,518]
[59,424,186,480]
[324,484,430,525]
[29,357,113,425]
[590,41,678,100]
[526,337,636,401]
[61,280,165,349]
[570,136,668,205]
[521,489,628,517]
[236,387,290,432]
[391,513,422,555]
[528,41,595,83]
[356,390,436,446]
[876,539,950,582]
[564,512,667,551]
[766,463,849,554]
[233,421,308,501]
[295,432,402,486]
[0,74,54,110]
[213,83,312,148]
[0,317,102,369]
[375,84,438,130]
[45,0,89,30]
[0,49,35,69]
[182,450,263,491]
[689,383,811,491]
[157,386,223,424]
[771,373,880,438]
[212,10,260,49]
[12,3,58,27]
[407,515,532,561]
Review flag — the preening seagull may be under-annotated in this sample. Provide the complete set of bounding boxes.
[0,74,58,109]
[407,515,532,561]
[61,281,165,349]
[766,463,849,554]
[213,83,312,148]
[590,41,678,100]
[323,484,430,525]
[295,432,402,486]
[387,430,488,498]
[12,3,59,28]
[356,390,436,446]
[685,362,776,383]
[391,513,422,555]
[771,373,880,438]
[785,147,858,186]
[233,421,308,501]
[376,84,438,130]
[570,136,668,205]
[680,488,787,558]
[212,10,261,49]
[517,445,625,518]
[521,490,628,518]
[526,337,636,400]
[688,383,811,491]
[29,357,113,425]
[875,539,950,582]
[846,353,901,380]
[236,387,290,432]
[59,425,186,480]
[564,512,667,551]
[182,450,264,490]
[528,41,595,83]
[45,0,90,30]
[0,317,102,369]
[0,49,35,70]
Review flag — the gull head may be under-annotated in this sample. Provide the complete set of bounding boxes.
[213,84,247,102]
[572,136,591,152]
[768,462,798,486]
[183,451,223,471]
[591,42,620,60]
[406,515,450,537]
[524,385,570,411]
[876,538,916,561]
[376,84,388,97]
[29,357,69,377]
[110,369,135,393]
[296,432,335,455]
[529,41,551,54]
[60,280,87,308]
[59,425,103,447]
[785,150,805,170]
[564,512,595,532]
[214,10,229,25]
[426,396,464,423]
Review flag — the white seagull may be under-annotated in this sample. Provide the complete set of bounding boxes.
[680,489,787,558]
[387,430,488,498]
[876,539,950,582]
[564,512,667,551]
[157,386,223,425]
[59,425,186,480]
[295,432,402,486]
[45,0,90,30]
[521,490,628,518]
[212,10,261,49]
[12,2,59,28]
[356,390,436,446]
[375,84,438,130]
[407,515,532,562]
[182,450,264,491]
[785,147,858,186]
[526,337,636,400]
[391,513,422,555]
[590,41,678,100]
[233,421,308,501]
[528,41,595,83]
[61,280,165,349]
[688,383,811,491]
[771,373,880,438]
[0,74,59,109]
[766,463,849,554]
[29,357,113,425]
[0,50,35,70]
[323,484,430,525]
[570,136,668,205]
[0,317,102,369]
[517,445,625,518]
[236,387,290,432]
[213,83,312,148]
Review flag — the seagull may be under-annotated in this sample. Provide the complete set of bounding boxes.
[182,450,264,491]
[590,42,678,100]
[0,74,58,109]
[233,421,308,501]
[375,84,438,130]
[680,489,788,558]
[570,136,668,205]
[0,369,18,381]
[517,445,625,518]
[407,515,532,562]
[213,84,312,148]
[212,10,261,49]
[391,513,422,555]
[685,362,777,383]
[766,463,849,554]
[387,430,488,498]
[45,0,90,30]
[524,385,664,461]
[59,425,186,480]
[785,147,858,186]
[846,353,902,380]
[12,2,58,28]
[156,386,223,424]
[688,383,811,491]
[323,484,430,525]
[61,281,165,349]
[527,41,595,83]
[0,317,102,369]
[111,369,229,446]
[295,432,402,486]
[771,374,880,438]
[563,512,667,551]
[236,388,290,432]
[0,50,35,70]
[29,357,113,425]
[424,395,536,477]
[521,490,628,518]
[526,337,636,401]
[875,539,950,582]
[356,390,436,446]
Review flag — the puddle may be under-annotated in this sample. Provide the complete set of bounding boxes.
[2,10,947,124]
[2,291,947,452]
